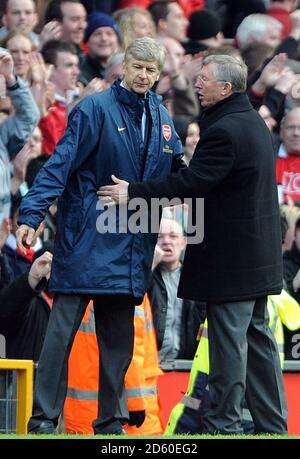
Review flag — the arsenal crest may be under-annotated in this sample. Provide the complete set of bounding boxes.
[162,124,171,141]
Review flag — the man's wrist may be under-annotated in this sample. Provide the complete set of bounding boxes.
[28,273,43,290]
[6,74,19,90]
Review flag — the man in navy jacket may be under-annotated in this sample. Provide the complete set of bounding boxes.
[16,37,184,435]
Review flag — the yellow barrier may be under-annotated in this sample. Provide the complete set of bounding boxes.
[0,359,34,434]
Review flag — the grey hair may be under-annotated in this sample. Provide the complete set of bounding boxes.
[236,14,282,50]
[280,107,300,129]
[124,37,165,71]
[203,54,248,93]
[104,52,125,80]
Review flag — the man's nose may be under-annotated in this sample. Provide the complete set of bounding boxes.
[139,68,147,79]
[79,19,87,29]
[195,76,202,87]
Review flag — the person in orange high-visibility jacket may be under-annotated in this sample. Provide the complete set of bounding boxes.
[64,295,164,435]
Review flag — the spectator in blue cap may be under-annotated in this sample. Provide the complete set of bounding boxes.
[80,12,120,84]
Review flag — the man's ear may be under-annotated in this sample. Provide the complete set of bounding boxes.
[222,81,232,96]
[155,72,160,82]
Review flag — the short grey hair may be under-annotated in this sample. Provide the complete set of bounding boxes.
[124,37,165,71]
[203,54,248,93]
[236,14,282,50]
[104,52,125,80]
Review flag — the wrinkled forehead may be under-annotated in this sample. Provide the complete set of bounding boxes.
[126,58,160,69]
[283,110,300,129]
[159,219,184,236]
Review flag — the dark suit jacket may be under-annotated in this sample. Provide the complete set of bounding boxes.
[129,93,283,302]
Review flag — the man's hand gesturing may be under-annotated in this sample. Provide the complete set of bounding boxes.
[97,175,129,206]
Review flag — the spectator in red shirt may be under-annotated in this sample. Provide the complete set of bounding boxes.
[276,107,300,204]
[267,0,298,38]
[39,40,80,155]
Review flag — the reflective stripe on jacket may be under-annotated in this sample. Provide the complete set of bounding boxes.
[64,295,163,435]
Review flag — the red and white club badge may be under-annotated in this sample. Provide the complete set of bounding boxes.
[162,124,172,141]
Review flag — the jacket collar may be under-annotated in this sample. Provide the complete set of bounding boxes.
[112,79,162,110]
[200,93,252,131]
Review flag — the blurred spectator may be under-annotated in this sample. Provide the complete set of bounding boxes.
[10,128,45,195]
[14,126,48,191]
[0,250,53,360]
[148,1,188,42]
[80,12,120,84]
[29,53,56,118]
[184,9,224,55]
[104,52,124,86]
[267,0,298,38]
[258,103,278,131]
[0,48,39,227]
[0,0,39,46]
[25,126,43,161]
[236,13,283,50]
[241,43,274,80]
[2,192,44,279]
[34,0,52,31]
[248,52,298,131]
[4,31,34,82]
[3,31,56,118]
[39,40,80,154]
[156,36,200,122]
[174,116,200,164]
[182,120,200,165]
[44,0,87,60]
[26,154,49,189]
[281,203,300,252]
[277,107,300,204]
[114,7,156,50]
[205,45,242,60]
[217,0,267,38]
[149,218,206,364]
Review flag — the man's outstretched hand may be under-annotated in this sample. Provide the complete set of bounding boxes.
[97,175,129,206]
